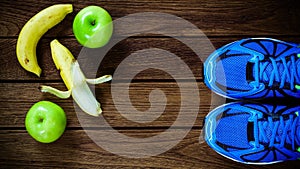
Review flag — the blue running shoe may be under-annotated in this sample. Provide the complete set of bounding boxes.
[204,38,300,99]
[204,102,300,164]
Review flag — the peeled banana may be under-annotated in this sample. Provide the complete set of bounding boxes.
[41,40,112,116]
[16,4,73,76]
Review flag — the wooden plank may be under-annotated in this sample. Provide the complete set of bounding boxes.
[0,82,225,128]
[0,38,205,81]
[1,129,298,168]
[0,0,299,37]
[1,0,299,168]
[1,37,300,81]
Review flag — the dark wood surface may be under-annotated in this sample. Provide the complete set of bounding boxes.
[0,0,299,168]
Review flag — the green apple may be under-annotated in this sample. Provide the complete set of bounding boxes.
[73,6,113,48]
[25,101,67,143]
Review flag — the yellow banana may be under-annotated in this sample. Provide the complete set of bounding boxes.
[16,4,73,77]
[41,40,112,116]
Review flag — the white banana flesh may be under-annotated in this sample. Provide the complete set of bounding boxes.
[71,62,103,116]
[16,4,73,76]
[41,40,112,116]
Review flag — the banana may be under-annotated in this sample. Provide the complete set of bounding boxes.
[41,40,112,116]
[16,4,73,77]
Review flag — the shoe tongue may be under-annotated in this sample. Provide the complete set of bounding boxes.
[261,63,284,83]
[253,59,300,85]
[263,121,274,142]
[259,120,285,144]
[247,121,276,143]
[252,115,300,147]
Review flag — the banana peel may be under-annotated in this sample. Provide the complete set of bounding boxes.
[41,40,112,116]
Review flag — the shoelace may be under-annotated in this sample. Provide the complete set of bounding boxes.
[253,54,299,90]
[296,54,300,90]
[253,112,299,151]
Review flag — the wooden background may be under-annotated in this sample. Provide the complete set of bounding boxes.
[0,0,299,168]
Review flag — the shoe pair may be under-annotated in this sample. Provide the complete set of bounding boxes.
[203,38,300,164]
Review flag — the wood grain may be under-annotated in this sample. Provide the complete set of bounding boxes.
[0,82,226,128]
[1,37,300,81]
[1,130,298,169]
[1,0,300,168]
[0,0,299,37]
[0,37,206,81]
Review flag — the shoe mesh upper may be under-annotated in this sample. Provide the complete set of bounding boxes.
[215,111,251,149]
[205,103,300,164]
[215,51,252,91]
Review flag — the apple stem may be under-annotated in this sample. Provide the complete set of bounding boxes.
[39,117,44,123]
[91,20,96,26]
